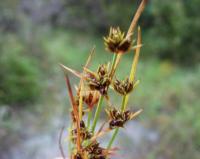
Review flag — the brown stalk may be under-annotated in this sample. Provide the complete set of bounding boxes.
[113,0,148,75]
[78,47,95,120]
[78,80,84,120]
[84,46,95,70]
[60,64,82,78]
[64,75,81,151]
[126,0,148,38]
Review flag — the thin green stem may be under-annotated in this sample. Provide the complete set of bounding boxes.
[91,95,104,133]
[107,128,119,149]
[121,95,127,111]
[87,111,92,129]
[107,95,127,148]
[110,54,117,72]
[109,54,118,79]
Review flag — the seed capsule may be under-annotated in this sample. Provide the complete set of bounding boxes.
[84,141,107,159]
[104,27,132,54]
[71,110,85,123]
[106,107,141,129]
[85,64,111,95]
[71,120,92,143]
[113,77,134,95]
[83,91,100,110]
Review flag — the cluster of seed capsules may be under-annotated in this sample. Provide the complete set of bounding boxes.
[71,120,110,159]
[61,25,143,159]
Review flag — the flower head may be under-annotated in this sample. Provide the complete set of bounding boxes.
[71,120,92,143]
[113,77,134,95]
[85,64,111,96]
[104,27,132,54]
[83,91,100,110]
[84,141,107,159]
[105,107,142,129]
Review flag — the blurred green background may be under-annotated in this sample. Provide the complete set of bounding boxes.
[0,0,199,159]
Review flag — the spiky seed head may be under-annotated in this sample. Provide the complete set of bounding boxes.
[84,141,107,159]
[97,64,108,76]
[85,64,111,96]
[106,107,141,129]
[104,27,132,54]
[82,91,100,110]
[71,120,92,143]
[113,77,134,95]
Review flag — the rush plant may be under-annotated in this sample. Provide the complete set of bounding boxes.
[60,0,148,158]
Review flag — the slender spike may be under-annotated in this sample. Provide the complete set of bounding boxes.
[64,75,78,114]
[133,80,140,89]
[77,46,96,121]
[78,80,84,120]
[126,0,148,38]
[64,75,81,151]
[129,27,142,82]
[60,64,82,78]
[90,128,111,142]
[130,109,143,119]
[132,44,143,50]
[122,27,142,109]
[84,46,95,69]
[83,67,96,76]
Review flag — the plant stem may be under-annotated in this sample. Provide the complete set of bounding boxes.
[87,111,92,129]
[127,0,148,37]
[121,94,127,111]
[91,95,104,133]
[111,54,117,72]
[107,128,119,149]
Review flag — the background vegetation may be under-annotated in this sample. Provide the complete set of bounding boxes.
[0,0,199,159]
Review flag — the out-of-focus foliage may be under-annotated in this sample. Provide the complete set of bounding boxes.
[143,0,200,65]
[49,0,200,65]
[0,35,41,105]
[0,0,199,65]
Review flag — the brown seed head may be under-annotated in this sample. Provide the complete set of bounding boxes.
[71,120,92,143]
[85,64,111,95]
[84,141,107,159]
[106,107,135,129]
[113,77,134,95]
[83,91,100,110]
[104,27,132,54]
